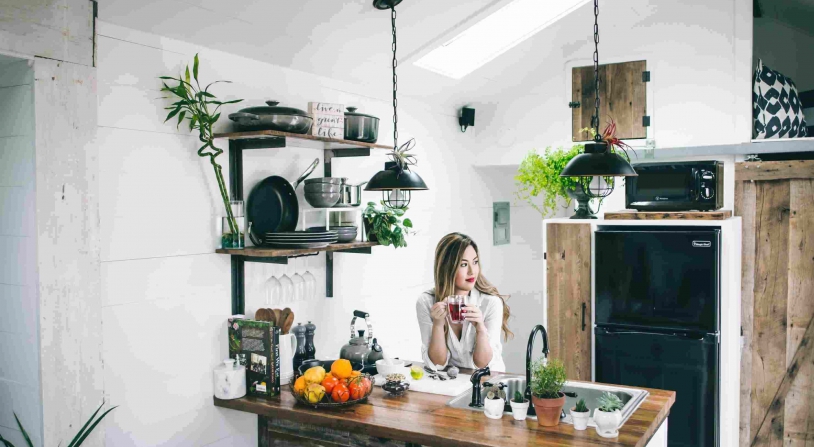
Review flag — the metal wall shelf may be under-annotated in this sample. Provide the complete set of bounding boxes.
[215,130,386,314]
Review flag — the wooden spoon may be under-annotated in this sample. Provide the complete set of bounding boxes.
[280,308,294,334]
[255,308,271,322]
[271,308,282,328]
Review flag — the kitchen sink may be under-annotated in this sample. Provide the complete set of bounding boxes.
[447,376,649,427]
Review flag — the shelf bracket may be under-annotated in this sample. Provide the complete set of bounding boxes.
[231,256,244,315]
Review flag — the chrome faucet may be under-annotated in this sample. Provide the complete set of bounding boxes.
[469,366,491,408]
[525,324,550,402]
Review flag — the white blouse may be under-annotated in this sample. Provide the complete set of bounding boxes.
[415,288,506,372]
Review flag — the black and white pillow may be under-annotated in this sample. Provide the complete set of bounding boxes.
[753,59,808,139]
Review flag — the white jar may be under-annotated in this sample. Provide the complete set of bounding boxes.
[213,359,246,400]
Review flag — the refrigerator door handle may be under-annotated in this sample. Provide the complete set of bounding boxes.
[598,327,709,340]
[581,303,587,331]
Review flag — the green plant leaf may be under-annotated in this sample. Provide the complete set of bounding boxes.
[0,432,16,447]
[13,413,33,447]
[164,107,181,123]
[185,66,191,85]
[176,111,186,128]
[189,115,197,131]
[68,404,118,447]
[193,54,199,82]
[403,218,412,228]
[197,91,215,98]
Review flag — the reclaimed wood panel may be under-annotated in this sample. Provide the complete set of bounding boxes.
[572,61,647,141]
[736,180,757,447]
[736,162,814,447]
[750,180,791,447]
[736,160,814,182]
[604,210,732,220]
[785,179,814,447]
[546,223,592,381]
[217,370,676,447]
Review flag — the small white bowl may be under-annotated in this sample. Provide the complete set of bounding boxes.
[376,359,408,377]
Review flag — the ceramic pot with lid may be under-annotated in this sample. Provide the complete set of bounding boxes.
[228,100,313,134]
[344,107,379,143]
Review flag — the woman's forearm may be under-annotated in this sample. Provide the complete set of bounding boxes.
[472,326,493,369]
[428,322,448,366]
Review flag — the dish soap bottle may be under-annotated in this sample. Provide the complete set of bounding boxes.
[305,321,317,360]
[292,323,307,371]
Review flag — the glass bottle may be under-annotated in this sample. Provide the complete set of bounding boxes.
[305,321,317,360]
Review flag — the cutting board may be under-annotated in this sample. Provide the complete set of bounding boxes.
[374,374,472,397]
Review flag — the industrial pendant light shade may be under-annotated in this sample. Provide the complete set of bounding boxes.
[560,142,638,178]
[373,0,403,9]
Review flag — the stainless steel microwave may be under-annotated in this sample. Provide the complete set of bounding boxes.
[625,161,724,211]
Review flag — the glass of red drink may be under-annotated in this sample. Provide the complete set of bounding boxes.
[447,295,467,324]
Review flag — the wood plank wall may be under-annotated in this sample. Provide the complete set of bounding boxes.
[735,160,814,447]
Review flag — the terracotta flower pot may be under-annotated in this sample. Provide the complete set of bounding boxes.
[531,392,566,427]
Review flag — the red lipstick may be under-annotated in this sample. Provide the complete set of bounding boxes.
[465,278,475,283]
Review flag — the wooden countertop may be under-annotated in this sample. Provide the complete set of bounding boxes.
[214,374,675,447]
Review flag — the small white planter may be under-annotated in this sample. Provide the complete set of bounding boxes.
[570,408,590,431]
[510,400,529,421]
[594,408,622,438]
[484,397,505,419]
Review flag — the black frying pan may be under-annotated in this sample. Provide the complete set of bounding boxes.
[247,158,319,245]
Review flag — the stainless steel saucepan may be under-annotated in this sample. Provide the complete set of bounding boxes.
[336,180,368,207]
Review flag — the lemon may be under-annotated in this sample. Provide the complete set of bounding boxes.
[410,366,424,380]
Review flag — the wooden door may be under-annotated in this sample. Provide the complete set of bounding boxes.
[572,60,647,141]
[735,160,814,447]
[546,223,592,381]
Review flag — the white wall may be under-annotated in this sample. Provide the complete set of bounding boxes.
[467,0,752,167]
[0,57,40,447]
[96,21,535,446]
[754,17,814,92]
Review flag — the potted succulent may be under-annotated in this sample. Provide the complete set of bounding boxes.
[594,392,624,438]
[483,383,507,420]
[570,398,590,431]
[510,390,530,421]
[529,358,567,427]
[362,201,412,248]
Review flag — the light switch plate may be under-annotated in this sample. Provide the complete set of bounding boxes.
[493,202,510,246]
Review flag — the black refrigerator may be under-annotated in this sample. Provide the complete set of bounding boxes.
[594,226,720,447]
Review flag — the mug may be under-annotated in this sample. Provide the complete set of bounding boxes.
[279,334,297,384]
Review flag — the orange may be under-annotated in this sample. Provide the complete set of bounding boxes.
[293,376,307,395]
[331,359,353,380]
[350,370,361,378]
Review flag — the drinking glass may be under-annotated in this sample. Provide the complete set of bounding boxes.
[264,267,282,307]
[291,258,305,302]
[447,295,467,324]
[302,258,317,300]
[279,266,294,304]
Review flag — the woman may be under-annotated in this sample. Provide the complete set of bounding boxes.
[416,233,512,372]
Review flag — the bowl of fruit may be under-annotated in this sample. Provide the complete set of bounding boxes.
[291,359,373,408]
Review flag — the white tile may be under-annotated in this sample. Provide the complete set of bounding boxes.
[0,85,32,137]
[0,236,35,286]
[101,254,229,307]
[0,332,39,388]
[0,186,34,236]
[0,285,37,336]
[0,136,34,187]
[0,379,42,447]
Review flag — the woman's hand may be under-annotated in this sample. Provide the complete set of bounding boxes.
[430,301,448,326]
[463,305,485,330]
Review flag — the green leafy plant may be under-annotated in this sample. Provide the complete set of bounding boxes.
[363,201,412,248]
[159,54,244,245]
[530,358,566,399]
[515,146,582,217]
[512,390,527,404]
[485,383,506,401]
[574,398,589,413]
[0,402,116,447]
[597,392,624,412]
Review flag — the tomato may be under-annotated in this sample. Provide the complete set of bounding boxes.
[321,375,340,394]
[331,383,350,403]
[349,380,365,400]
[359,377,372,394]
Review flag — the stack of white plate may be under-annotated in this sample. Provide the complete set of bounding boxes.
[307,226,358,243]
[281,371,294,386]
[264,231,338,248]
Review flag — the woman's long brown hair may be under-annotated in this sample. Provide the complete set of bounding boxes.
[432,232,513,341]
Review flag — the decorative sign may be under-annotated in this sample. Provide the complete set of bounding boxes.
[308,102,345,139]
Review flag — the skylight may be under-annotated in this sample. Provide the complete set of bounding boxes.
[414,0,590,79]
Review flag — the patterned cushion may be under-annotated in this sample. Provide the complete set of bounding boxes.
[753,59,808,139]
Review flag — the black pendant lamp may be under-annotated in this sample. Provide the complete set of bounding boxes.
[366,0,428,210]
[560,0,636,198]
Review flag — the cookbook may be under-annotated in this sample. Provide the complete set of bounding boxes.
[228,318,280,398]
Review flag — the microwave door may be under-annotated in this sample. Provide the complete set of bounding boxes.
[627,166,696,209]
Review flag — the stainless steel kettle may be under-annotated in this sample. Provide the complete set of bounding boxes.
[339,310,377,366]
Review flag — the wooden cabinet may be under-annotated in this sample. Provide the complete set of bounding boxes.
[735,161,814,447]
[545,222,592,381]
[572,60,647,141]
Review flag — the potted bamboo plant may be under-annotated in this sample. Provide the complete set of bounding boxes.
[529,358,567,426]
[570,398,590,431]
[510,390,530,421]
[594,392,624,438]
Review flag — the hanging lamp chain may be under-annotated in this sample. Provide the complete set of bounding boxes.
[592,0,601,142]
[391,6,399,152]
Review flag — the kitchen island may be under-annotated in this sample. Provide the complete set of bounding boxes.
[214,374,675,447]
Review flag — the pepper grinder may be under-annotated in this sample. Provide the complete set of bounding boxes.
[292,323,307,371]
[304,321,317,360]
